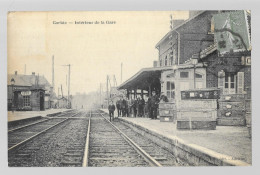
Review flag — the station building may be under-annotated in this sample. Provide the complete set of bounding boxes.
[118,10,251,127]
[119,11,218,100]
[7,71,54,111]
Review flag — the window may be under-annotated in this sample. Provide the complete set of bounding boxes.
[195,73,203,78]
[169,52,174,65]
[173,50,177,65]
[166,81,175,99]
[165,56,168,66]
[166,73,175,78]
[224,73,236,94]
[23,95,30,107]
[170,57,173,65]
[180,72,189,78]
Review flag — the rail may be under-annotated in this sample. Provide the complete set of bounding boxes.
[99,112,162,167]
[8,119,50,133]
[82,110,91,167]
[8,111,81,152]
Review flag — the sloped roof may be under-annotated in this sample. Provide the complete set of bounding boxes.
[7,74,52,87]
[118,64,205,90]
[117,66,173,90]
[7,74,31,86]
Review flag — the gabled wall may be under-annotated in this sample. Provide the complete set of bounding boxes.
[157,11,219,66]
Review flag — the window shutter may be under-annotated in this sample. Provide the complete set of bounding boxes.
[237,72,244,94]
[218,71,225,90]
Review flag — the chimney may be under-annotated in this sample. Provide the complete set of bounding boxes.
[15,71,17,75]
[32,72,35,76]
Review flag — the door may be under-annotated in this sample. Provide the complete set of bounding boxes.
[166,81,175,101]
[40,92,45,111]
[224,72,236,94]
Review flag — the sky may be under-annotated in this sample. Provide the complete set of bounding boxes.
[8,11,189,95]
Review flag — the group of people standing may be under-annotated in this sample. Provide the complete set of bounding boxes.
[108,91,161,121]
[116,96,146,118]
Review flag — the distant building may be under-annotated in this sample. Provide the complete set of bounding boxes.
[57,96,68,108]
[7,71,55,111]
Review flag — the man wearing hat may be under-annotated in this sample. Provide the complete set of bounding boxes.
[108,101,116,121]
[148,91,160,119]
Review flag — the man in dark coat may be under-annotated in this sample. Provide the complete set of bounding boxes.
[139,97,145,117]
[132,98,137,117]
[125,98,129,117]
[136,97,141,117]
[116,98,122,117]
[148,91,160,119]
[108,101,115,121]
[121,98,127,117]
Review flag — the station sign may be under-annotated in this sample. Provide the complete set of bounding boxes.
[181,89,220,100]
[21,91,31,96]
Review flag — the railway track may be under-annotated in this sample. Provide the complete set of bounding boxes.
[107,114,185,166]
[97,110,184,166]
[86,111,162,167]
[8,109,183,167]
[8,110,88,166]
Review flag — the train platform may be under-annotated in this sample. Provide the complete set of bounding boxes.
[8,108,72,122]
[100,109,251,165]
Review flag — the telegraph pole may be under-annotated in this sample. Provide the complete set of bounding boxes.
[62,64,71,108]
[107,75,109,106]
[52,55,55,92]
[121,63,123,83]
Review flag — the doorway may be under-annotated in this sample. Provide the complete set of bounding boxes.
[40,92,45,111]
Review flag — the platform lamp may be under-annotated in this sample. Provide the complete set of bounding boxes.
[11,78,15,113]
[191,54,199,89]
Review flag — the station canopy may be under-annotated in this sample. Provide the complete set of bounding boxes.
[118,66,173,91]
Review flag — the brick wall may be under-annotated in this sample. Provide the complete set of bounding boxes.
[177,11,218,63]
[157,11,218,66]
[204,51,251,93]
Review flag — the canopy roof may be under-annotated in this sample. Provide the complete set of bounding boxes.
[118,63,205,91]
[118,66,173,91]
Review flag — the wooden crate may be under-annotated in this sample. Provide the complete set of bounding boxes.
[160,116,174,122]
[176,98,217,130]
[177,110,217,121]
[219,94,246,102]
[217,94,246,126]
[218,101,245,111]
[217,110,245,118]
[217,118,245,126]
[159,102,176,122]
[177,120,216,130]
[159,102,176,109]
[159,109,175,117]
[177,100,217,110]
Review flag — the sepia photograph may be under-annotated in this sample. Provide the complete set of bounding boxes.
[6,10,252,167]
